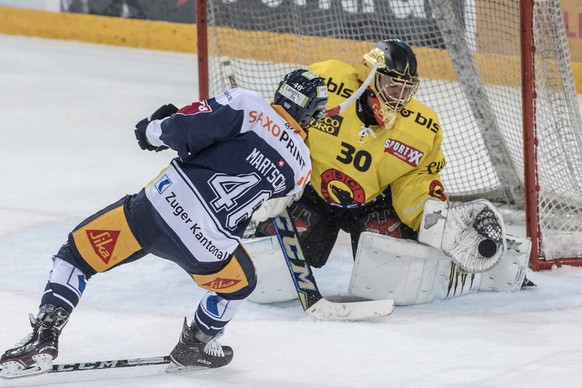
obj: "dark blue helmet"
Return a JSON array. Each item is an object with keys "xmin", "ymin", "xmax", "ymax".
[{"xmin": 274, "ymin": 69, "xmax": 329, "ymax": 129}]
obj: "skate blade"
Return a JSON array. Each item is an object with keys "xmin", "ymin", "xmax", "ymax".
[
  {"xmin": 165, "ymin": 362, "xmax": 207, "ymax": 373},
  {"xmin": 0, "ymin": 354, "xmax": 53, "ymax": 379}
]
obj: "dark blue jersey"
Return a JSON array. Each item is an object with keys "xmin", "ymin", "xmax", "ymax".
[{"xmin": 143, "ymin": 88, "xmax": 311, "ymax": 262}]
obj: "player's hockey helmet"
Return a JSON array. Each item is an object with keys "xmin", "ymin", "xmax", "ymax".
[
  {"xmin": 362, "ymin": 39, "xmax": 420, "ymax": 114},
  {"xmin": 274, "ymin": 69, "xmax": 329, "ymax": 129}
]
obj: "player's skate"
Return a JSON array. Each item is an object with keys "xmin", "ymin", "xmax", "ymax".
[
  {"xmin": 166, "ymin": 318, "xmax": 233, "ymax": 372},
  {"xmin": 0, "ymin": 304, "xmax": 69, "ymax": 379}
]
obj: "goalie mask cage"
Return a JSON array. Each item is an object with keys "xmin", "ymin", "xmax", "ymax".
[{"xmin": 196, "ymin": 0, "xmax": 582, "ymax": 271}]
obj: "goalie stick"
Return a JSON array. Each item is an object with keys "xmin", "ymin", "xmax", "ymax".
[
  {"xmin": 219, "ymin": 56, "xmax": 378, "ymax": 117},
  {"xmin": 272, "ymin": 209, "xmax": 394, "ymax": 321}
]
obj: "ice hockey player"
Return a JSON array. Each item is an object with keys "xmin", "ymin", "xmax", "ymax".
[
  {"xmin": 246, "ymin": 39, "xmax": 531, "ymax": 305},
  {"xmin": 0, "ymin": 69, "xmax": 328, "ymax": 378}
]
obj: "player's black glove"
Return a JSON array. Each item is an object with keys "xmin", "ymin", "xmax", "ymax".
[{"xmin": 134, "ymin": 103, "xmax": 179, "ymax": 151}]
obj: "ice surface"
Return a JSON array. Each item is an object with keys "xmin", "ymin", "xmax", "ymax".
[{"xmin": 1, "ymin": 34, "xmax": 582, "ymax": 387}]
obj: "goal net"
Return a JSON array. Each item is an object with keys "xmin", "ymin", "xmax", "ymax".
[{"xmin": 199, "ymin": 0, "xmax": 582, "ymax": 269}]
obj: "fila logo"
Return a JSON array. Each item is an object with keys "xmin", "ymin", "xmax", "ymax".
[
  {"xmin": 86, "ymin": 230, "xmax": 120, "ymax": 264},
  {"xmin": 202, "ymin": 277, "xmax": 241, "ymax": 290},
  {"xmin": 384, "ymin": 138, "xmax": 424, "ymax": 166}
]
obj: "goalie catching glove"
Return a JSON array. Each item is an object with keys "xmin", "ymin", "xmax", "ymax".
[
  {"xmin": 418, "ymin": 199, "xmax": 506, "ymax": 273},
  {"xmin": 134, "ymin": 103, "xmax": 178, "ymax": 151}
]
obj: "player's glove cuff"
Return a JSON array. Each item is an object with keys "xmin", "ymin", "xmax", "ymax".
[{"xmin": 134, "ymin": 103, "xmax": 178, "ymax": 152}]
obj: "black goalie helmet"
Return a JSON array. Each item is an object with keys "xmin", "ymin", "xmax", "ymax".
[
  {"xmin": 362, "ymin": 39, "xmax": 420, "ymax": 114},
  {"xmin": 274, "ymin": 69, "xmax": 329, "ymax": 129}
]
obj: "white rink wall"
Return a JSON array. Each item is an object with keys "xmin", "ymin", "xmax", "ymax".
[{"xmin": 0, "ymin": 0, "xmax": 60, "ymax": 11}]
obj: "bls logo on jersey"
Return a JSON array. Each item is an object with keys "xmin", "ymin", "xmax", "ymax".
[
  {"xmin": 311, "ymin": 115, "xmax": 343, "ymax": 136},
  {"xmin": 326, "ymin": 77, "xmax": 353, "ymax": 98},
  {"xmin": 401, "ymin": 109, "xmax": 440, "ymax": 133}
]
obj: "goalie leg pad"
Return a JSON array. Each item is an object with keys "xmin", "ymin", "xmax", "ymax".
[
  {"xmin": 349, "ymin": 232, "xmax": 457, "ymax": 305},
  {"xmin": 419, "ymin": 199, "xmax": 507, "ymax": 273},
  {"xmin": 242, "ymin": 236, "xmax": 297, "ymax": 304}
]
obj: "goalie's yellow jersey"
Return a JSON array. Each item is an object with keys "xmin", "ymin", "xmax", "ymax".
[{"xmin": 306, "ymin": 59, "xmax": 447, "ymax": 230}]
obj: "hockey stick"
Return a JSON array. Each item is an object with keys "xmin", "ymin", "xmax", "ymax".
[
  {"xmin": 220, "ymin": 56, "xmax": 239, "ymax": 89},
  {"xmin": 323, "ymin": 63, "xmax": 377, "ymax": 117},
  {"xmin": 0, "ymin": 356, "xmax": 172, "ymax": 379},
  {"xmin": 50, "ymin": 356, "xmax": 172, "ymax": 373},
  {"xmin": 219, "ymin": 56, "xmax": 378, "ymax": 117},
  {"xmin": 272, "ymin": 209, "xmax": 394, "ymax": 321}
]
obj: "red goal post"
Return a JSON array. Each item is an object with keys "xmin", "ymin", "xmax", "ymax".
[{"xmin": 197, "ymin": 0, "xmax": 582, "ymax": 271}]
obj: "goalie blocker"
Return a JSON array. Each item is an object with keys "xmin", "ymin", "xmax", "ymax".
[{"xmin": 244, "ymin": 199, "xmax": 530, "ymax": 305}]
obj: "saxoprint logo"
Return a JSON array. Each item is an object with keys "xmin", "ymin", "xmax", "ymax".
[{"xmin": 155, "ymin": 175, "xmax": 172, "ymax": 194}]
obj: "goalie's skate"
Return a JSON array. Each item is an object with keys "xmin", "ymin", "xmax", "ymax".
[
  {"xmin": 0, "ymin": 305, "xmax": 69, "ymax": 379},
  {"xmin": 166, "ymin": 318, "xmax": 233, "ymax": 373}
]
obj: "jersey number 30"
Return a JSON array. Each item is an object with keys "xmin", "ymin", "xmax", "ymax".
[{"xmin": 336, "ymin": 142, "xmax": 372, "ymax": 172}]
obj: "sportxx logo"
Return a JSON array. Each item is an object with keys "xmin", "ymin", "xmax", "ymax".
[
  {"xmin": 86, "ymin": 230, "xmax": 120, "ymax": 264},
  {"xmin": 384, "ymin": 138, "xmax": 424, "ymax": 166},
  {"xmin": 202, "ymin": 277, "xmax": 241, "ymax": 290}
]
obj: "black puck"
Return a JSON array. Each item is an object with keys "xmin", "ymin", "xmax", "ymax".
[{"xmin": 478, "ymin": 239, "xmax": 497, "ymax": 258}]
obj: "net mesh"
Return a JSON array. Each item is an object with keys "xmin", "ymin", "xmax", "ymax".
[{"xmin": 204, "ymin": 0, "xmax": 582, "ymax": 261}]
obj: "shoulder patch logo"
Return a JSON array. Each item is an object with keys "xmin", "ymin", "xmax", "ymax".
[
  {"xmin": 86, "ymin": 230, "xmax": 120, "ymax": 264},
  {"xmin": 178, "ymin": 100, "xmax": 212, "ymax": 115},
  {"xmin": 429, "ymin": 179, "xmax": 448, "ymax": 201}
]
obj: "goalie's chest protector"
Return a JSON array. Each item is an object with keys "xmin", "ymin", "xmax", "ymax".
[{"xmin": 307, "ymin": 60, "xmax": 442, "ymax": 207}]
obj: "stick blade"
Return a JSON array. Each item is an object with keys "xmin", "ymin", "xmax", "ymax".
[{"xmin": 306, "ymin": 299, "xmax": 395, "ymax": 321}]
